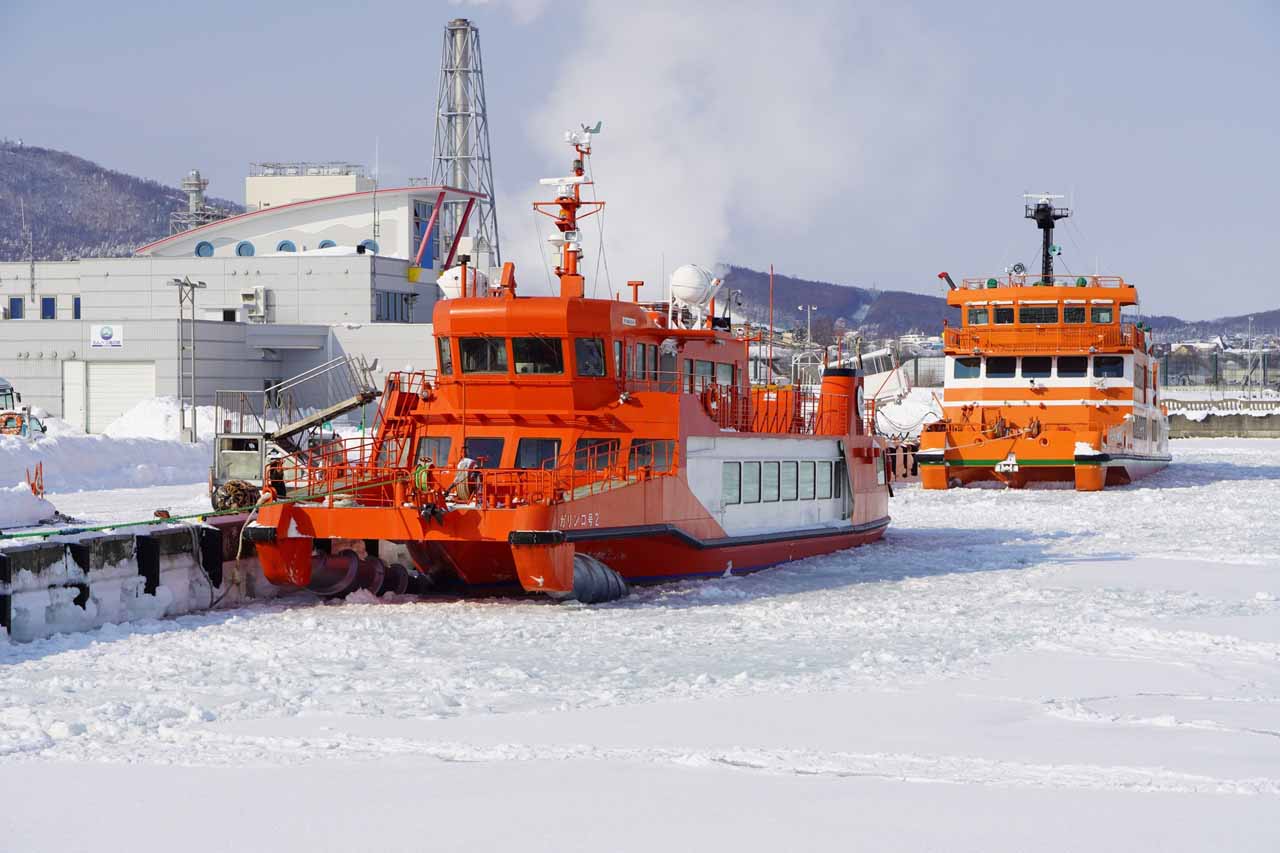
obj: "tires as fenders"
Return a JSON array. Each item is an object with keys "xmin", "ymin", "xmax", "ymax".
[
  {"xmin": 212, "ymin": 480, "xmax": 261, "ymax": 512},
  {"xmin": 571, "ymin": 553, "xmax": 629, "ymax": 604}
]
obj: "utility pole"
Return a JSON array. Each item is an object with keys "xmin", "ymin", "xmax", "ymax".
[
  {"xmin": 168, "ymin": 277, "xmax": 206, "ymax": 443},
  {"xmin": 798, "ymin": 304, "xmax": 817, "ymax": 344}
]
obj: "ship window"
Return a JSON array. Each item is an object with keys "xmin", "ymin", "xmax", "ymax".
[
  {"xmin": 513, "ymin": 337, "xmax": 564, "ymax": 374},
  {"xmin": 816, "ymin": 461, "xmax": 833, "ymax": 499},
  {"xmin": 415, "ymin": 436, "xmax": 452, "ymax": 465},
  {"xmin": 742, "ymin": 462, "xmax": 761, "ymax": 503},
  {"xmin": 459, "ymin": 337, "xmax": 508, "ymax": 373},
  {"xmin": 648, "ymin": 344, "xmax": 659, "ymax": 380},
  {"xmin": 375, "ymin": 436, "xmax": 412, "ymax": 468},
  {"xmin": 695, "ymin": 360, "xmax": 715, "ymax": 392},
  {"xmin": 7, "ymin": 297, "xmax": 23, "ymax": 319},
  {"xmin": 722, "ymin": 462, "xmax": 741, "ymax": 505},
  {"xmin": 993, "ymin": 307, "xmax": 1014, "ymax": 325},
  {"xmin": 629, "ymin": 439, "xmax": 674, "ymax": 472},
  {"xmin": 1094, "ymin": 356, "xmax": 1125, "ymax": 378},
  {"xmin": 659, "ymin": 349, "xmax": 678, "ymax": 391},
  {"xmin": 575, "ymin": 337, "xmax": 607, "ymax": 377},
  {"xmin": 834, "ymin": 460, "xmax": 845, "ymax": 499},
  {"xmin": 1058, "ymin": 356, "xmax": 1088, "ymax": 377},
  {"xmin": 780, "ymin": 461, "xmax": 798, "ymax": 500},
  {"xmin": 630, "ymin": 343, "xmax": 643, "ymax": 380},
  {"xmin": 1134, "ymin": 416, "xmax": 1147, "ymax": 440},
  {"xmin": 1019, "ymin": 305, "xmax": 1058, "ymax": 325},
  {"xmin": 1064, "ymin": 306, "xmax": 1086, "ymax": 324},
  {"xmin": 986, "ymin": 357, "xmax": 1016, "ymax": 378},
  {"xmin": 515, "ymin": 437, "xmax": 561, "ymax": 470},
  {"xmin": 967, "ymin": 307, "xmax": 989, "ymax": 325},
  {"xmin": 954, "ymin": 357, "xmax": 981, "ymax": 379},
  {"xmin": 614, "ymin": 340, "xmax": 623, "ymax": 377},
  {"xmin": 41, "ymin": 296, "xmax": 56, "ymax": 319},
  {"xmin": 715, "ymin": 362, "xmax": 734, "ymax": 386},
  {"xmin": 1091, "ymin": 306, "xmax": 1114, "ymax": 324},
  {"xmin": 436, "ymin": 337, "xmax": 453, "ymax": 375},
  {"xmin": 574, "ymin": 437, "xmax": 620, "ymax": 471},
  {"xmin": 762, "ymin": 461, "xmax": 780, "ymax": 502},
  {"xmin": 73, "ymin": 297, "xmax": 81, "ymax": 319},
  {"xmin": 463, "ymin": 437, "xmax": 504, "ymax": 468},
  {"xmin": 1022, "ymin": 356, "xmax": 1052, "ymax": 378},
  {"xmin": 799, "ymin": 461, "xmax": 816, "ymax": 499}
]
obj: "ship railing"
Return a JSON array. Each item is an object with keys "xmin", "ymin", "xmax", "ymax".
[
  {"xmin": 269, "ymin": 435, "xmax": 679, "ymax": 509},
  {"xmin": 944, "ymin": 323, "xmax": 1145, "ymax": 354},
  {"xmin": 690, "ymin": 381, "xmax": 851, "ymax": 436},
  {"xmin": 958, "ymin": 274, "xmax": 1131, "ymax": 290}
]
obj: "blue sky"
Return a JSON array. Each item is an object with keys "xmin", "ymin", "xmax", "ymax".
[{"xmin": 3, "ymin": 0, "xmax": 1277, "ymax": 320}]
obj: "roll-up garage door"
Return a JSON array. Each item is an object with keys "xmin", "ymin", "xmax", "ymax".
[
  {"xmin": 62, "ymin": 361, "xmax": 87, "ymax": 432},
  {"xmin": 87, "ymin": 362, "xmax": 156, "ymax": 433}
]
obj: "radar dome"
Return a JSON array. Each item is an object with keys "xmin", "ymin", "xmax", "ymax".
[
  {"xmin": 669, "ymin": 264, "xmax": 721, "ymax": 307},
  {"xmin": 438, "ymin": 265, "xmax": 489, "ymax": 300}
]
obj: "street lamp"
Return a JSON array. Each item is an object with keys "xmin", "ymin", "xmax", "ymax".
[
  {"xmin": 167, "ymin": 276, "xmax": 207, "ymax": 443},
  {"xmin": 798, "ymin": 304, "xmax": 817, "ymax": 344}
]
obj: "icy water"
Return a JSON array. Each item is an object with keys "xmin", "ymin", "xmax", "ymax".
[{"xmin": 2, "ymin": 438, "xmax": 1278, "ymax": 851}]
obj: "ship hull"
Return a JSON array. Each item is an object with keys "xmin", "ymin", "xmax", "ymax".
[{"xmin": 919, "ymin": 450, "xmax": 1171, "ymax": 490}]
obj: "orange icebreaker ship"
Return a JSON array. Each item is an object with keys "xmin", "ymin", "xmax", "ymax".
[
  {"xmin": 918, "ymin": 195, "xmax": 1171, "ymax": 491},
  {"xmin": 248, "ymin": 126, "xmax": 891, "ymax": 602}
]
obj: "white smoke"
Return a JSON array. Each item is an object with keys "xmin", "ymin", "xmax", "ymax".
[{"xmin": 486, "ymin": 1, "xmax": 954, "ymax": 296}]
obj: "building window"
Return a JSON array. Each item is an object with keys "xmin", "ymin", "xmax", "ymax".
[
  {"xmin": 986, "ymin": 356, "xmax": 1017, "ymax": 378},
  {"xmin": 799, "ymin": 461, "xmax": 816, "ymax": 499},
  {"xmin": 1058, "ymin": 356, "xmax": 1088, "ymax": 377},
  {"xmin": 967, "ymin": 307, "xmax": 989, "ymax": 325},
  {"xmin": 195, "ymin": 241, "xmax": 214, "ymax": 257},
  {"xmin": 73, "ymin": 296, "xmax": 81, "ymax": 320},
  {"xmin": 574, "ymin": 437, "xmax": 620, "ymax": 471},
  {"xmin": 235, "ymin": 241, "xmax": 255, "ymax": 257},
  {"xmin": 742, "ymin": 461, "xmax": 761, "ymax": 503},
  {"xmin": 629, "ymin": 439, "xmax": 674, "ymax": 472},
  {"xmin": 1064, "ymin": 306, "xmax": 1086, "ymax": 324},
  {"xmin": 993, "ymin": 307, "xmax": 1014, "ymax": 325},
  {"xmin": 1094, "ymin": 356, "xmax": 1125, "ymax": 378},
  {"xmin": 515, "ymin": 437, "xmax": 561, "ymax": 470},
  {"xmin": 761, "ymin": 461, "xmax": 780, "ymax": 502},
  {"xmin": 512, "ymin": 337, "xmax": 564, "ymax": 375},
  {"xmin": 374, "ymin": 291, "xmax": 411, "ymax": 323},
  {"xmin": 459, "ymin": 337, "xmax": 508, "ymax": 373},
  {"xmin": 1021, "ymin": 356, "xmax": 1052, "ymax": 378},
  {"xmin": 1091, "ymin": 305, "xmax": 1114, "ymax": 324},
  {"xmin": 7, "ymin": 297, "xmax": 23, "ymax": 319},
  {"xmin": 816, "ymin": 461, "xmax": 833, "ymax": 499},
  {"xmin": 780, "ymin": 461, "xmax": 798, "ymax": 500},
  {"xmin": 359, "ymin": 239, "xmax": 379, "ymax": 255},
  {"xmin": 40, "ymin": 296, "xmax": 56, "ymax": 319},
  {"xmin": 276, "ymin": 240, "xmax": 297, "ymax": 252},
  {"xmin": 413, "ymin": 200, "xmax": 437, "ymax": 266},
  {"xmin": 415, "ymin": 435, "xmax": 452, "ymax": 465},
  {"xmin": 318, "ymin": 240, "xmax": 337, "ymax": 249},
  {"xmin": 722, "ymin": 461, "xmax": 741, "ymax": 505},
  {"xmin": 222, "ymin": 309, "xmax": 237, "ymax": 322},
  {"xmin": 437, "ymin": 337, "xmax": 453, "ymax": 375},
  {"xmin": 954, "ymin": 357, "xmax": 981, "ymax": 379},
  {"xmin": 462, "ymin": 437, "xmax": 504, "ymax": 468},
  {"xmin": 575, "ymin": 337, "xmax": 607, "ymax": 377},
  {"xmin": 1019, "ymin": 305, "xmax": 1058, "ymax": 325}
]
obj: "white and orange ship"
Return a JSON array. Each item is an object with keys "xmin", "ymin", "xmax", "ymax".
[
  {"xmin": 247, "ymin": 125, "xmax": 891, "ymax": 602},
  {"xmin": 918, "ymin": 196, "xmax": 1171, "ymax": 491}
]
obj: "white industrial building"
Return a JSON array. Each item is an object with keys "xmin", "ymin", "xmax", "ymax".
[{"xmin": 0, "ymin": 169, "xmax": 485, "ymax": 431}]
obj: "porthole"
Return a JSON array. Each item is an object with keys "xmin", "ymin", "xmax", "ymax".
[
  {"xmin": 195, "ymin": 241, "xmax": 214, "ymax": 257},
  {"xmin": 276, "ymin": 240, "xmax": 297, "ymax": 253},
  {"xmin": 235, "ymin": 241, "xmax": 255, "ymax": 257},
  {"xmin": 318, "ymin": 240, "xmax": 337, "ymax": 249}
]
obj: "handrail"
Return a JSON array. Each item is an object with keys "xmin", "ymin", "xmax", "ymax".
[
  {"xmin": 945, "ymin": 323, "xmax": 1146, "ymax": 354},
  {"xmin": 958, "ymin": 274, "xmax": 1131, "ymax": 290}
]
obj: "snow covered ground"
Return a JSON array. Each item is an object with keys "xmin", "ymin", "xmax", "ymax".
[{"xmin": 1, "ymin": 439, "xmax": 1278, "ymax": 851}]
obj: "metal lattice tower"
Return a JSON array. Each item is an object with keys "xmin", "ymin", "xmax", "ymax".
[{"xmin": 431, "ymin": 18, "xmax": 501, "ymax": 267}]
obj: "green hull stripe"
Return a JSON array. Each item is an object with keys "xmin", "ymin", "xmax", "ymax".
[{"xmin": 918, "ymin": 458, "xmax": 1085, "ymax": 467}]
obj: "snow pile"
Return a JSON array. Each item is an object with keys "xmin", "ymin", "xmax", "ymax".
[
  {"xmin": 103, "ymin": 396, "xmax": 218, "ymax": 441},
  {"xmin": 0, "ymin": 431, "xmax": 211, "ymax": 493},
  {"xmin": 0, "ymin": 482, "xmax": 55, "ymax": 528},
  {"xmin": 874, "ymin": 387, "xmax": 942, "ymax": 438}
]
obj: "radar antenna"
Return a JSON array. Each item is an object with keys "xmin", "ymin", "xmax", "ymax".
[{"xmin": 1023, "ymin": 192, "xmax": 1070, "ymax": 283}]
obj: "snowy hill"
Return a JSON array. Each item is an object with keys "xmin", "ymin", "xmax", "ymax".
[{"xmin": 0, "ymin": 139, "xmax": 240, "ymax": 261}]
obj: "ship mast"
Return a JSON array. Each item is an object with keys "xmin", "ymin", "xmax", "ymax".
[
  {"xmin": 533, "ymin": 123, "xmax": 604, "ymax": 299},
  {"xmin": 1024, "ymin": 193, "xmax": 1070, "ymax": 283}
]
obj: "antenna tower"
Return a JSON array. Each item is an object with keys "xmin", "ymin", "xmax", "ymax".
[
  {"xmin": 1024, "ymin": 193, "xmax": 1070, "ymax": 282},
  {"xmin": 431, "ymin": 18, "xmax": 501, "ymax": 268}
]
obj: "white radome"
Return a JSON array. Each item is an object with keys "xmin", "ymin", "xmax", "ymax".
[
  {"xmin": 437, "ymin": 265, "xmax": 489, "ymax": 300},
  {"xmin": 669, "ymin": 264, "xmax": 722, "ymax": 308}
]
